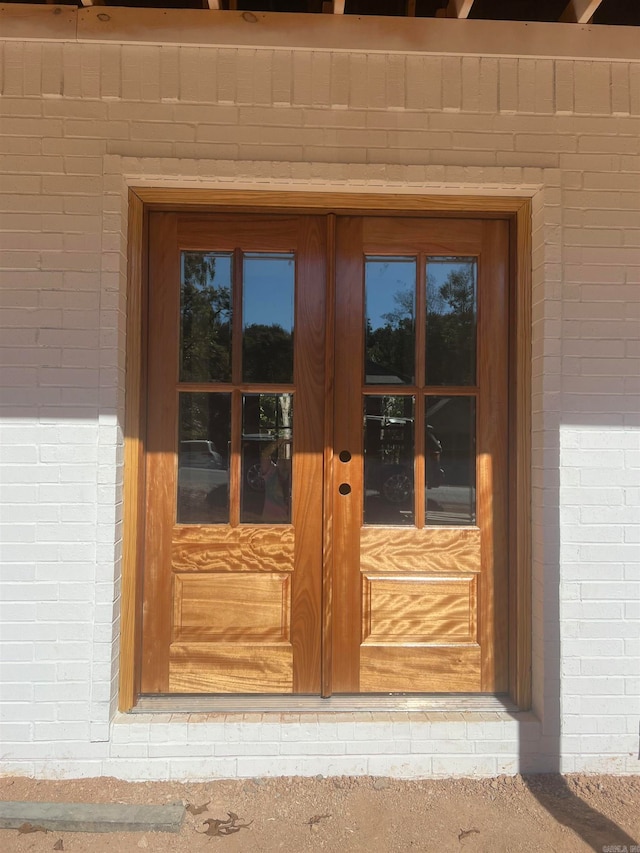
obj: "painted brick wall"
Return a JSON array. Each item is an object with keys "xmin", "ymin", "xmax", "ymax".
[{"xmin": 0, "ymin": 30, "xmax": 638, "ymax": 779}]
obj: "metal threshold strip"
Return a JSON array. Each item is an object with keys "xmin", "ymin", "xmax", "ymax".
[{"xmin": 133, "ymin": 693, "xmax": 521, "ymax": 715}]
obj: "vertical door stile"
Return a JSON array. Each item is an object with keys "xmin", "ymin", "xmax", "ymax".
[
  {"xmin": 322, "ymin": 213, "xmax": 337, "ymax": 698},
  {"xmin": 291, "ymin": 215, "xmax": 326, "ymax": 694},
  {"xmin": 332, "ymin": 217, "xmax": 365, "ymax": 693}
]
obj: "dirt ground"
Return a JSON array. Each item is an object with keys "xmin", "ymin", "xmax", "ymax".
[{"xmin": 1, "ymin": 773, "xmax": 638, "ymax": 853}]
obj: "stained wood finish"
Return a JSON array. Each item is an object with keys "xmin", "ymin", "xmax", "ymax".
[
  {"xmin": 139, "ymin": 207, "xmax": 512, "ymax": 700},
  {"xmin": 173, "ymin": 573, "xmax": 290, "ymax": 641},
  {"xmin": 122, "ymin": 192, "xmax": 530, "ymax": 711},
  {"xmin": 362, "ymin": 575, "xmax": 477, "ymax": 643},
  {"xmin": 118, "ymin": 189, "xmax": 146, "ymax": 711},
  {"xmin": 360, "ymin": 646, "xmax": 481, "ymax": 693},
  {"xmin": 332, "ymin": 216, "xmax": 509, "ymax": 694},
  {"xmin": 361, "ymin": 528, "xmax": 481, "ymax": 574},
  {"xmin": 172, "ymin": 527, "xmax": 294, "ymax": 573},
  {"xmin": 141, "ymin": 213, "xmax": 325, "ymax": 695},
  {"xmin": 169, "ymin": 645, "xmax": 292, "ymax": 693}
]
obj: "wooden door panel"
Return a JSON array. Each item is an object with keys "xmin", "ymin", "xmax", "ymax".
[
  {"xmin": 360, "ymin": 528, "xmax": 481, "ymax": 574},
  {"xmin": 177, "ymin": 214, "xmax": 304, "ymax": 252},
  {"xmin": 360, "ymin": 646, "xmax": 482, "ymax": 693},
  {"xmin": 172, "ymin": 573, "xmax": 291, "ymax": 642},
  {"xmin": 172, "ymin": 527, "xmax": 294, "ymax": 573},
  {"xmin": 169, "ymin": 644, "xmax": 292, "ymax": 693},
  {"xmin": 362, "ymin": 217, "xmax": 483, "ymax": 254},
  {"xmin": 362, "ymin": 575, "xmax": 477, "ymax": 643}
]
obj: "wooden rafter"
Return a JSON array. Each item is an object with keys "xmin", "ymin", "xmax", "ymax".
[
  {"xmin": 441, "ymin": 0, "xmax": 476, "ymax": 18},
  {"xmin": 206, "ymin": 0, "xmax": 222, "ymax": 10},
  {"xmin": 560, "ymin": 0, "xmax": 604, "ymax": 24}
]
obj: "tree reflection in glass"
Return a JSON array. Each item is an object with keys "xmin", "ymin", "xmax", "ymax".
[
  {"xmin": 180, "ymin": 253, "xmax": 232, "ymax": 383},
  {"xmin": 365, "ymin": 257, "xmax": 416, "ymax": 385},
  {"xmin": 425, "ymin": 259, "xmax": 477, "ymax": 387},
  {"xmin": 243, "ymin": 253, "xmax": 294, "ymax": 383}
]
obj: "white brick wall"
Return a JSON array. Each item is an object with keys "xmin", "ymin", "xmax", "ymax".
[{"xmin": 0, "ymin": 16, "xmax": 638, "ymax": 779}]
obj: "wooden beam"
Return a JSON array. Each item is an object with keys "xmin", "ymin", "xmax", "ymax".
[
  {"xmin": 206, "ymin": 0, "xmax": 221, "ymax": 10},
  {"xmin": 333, "ymin": 1, "xmax": 346, "ymax": 12},
  {"xmin": 443, "ymin": 0, "xmax": 476, "ymax": 18},
  {"xmin": 560, "ymin": 0, "xmax": 603, "ymax": 24}
]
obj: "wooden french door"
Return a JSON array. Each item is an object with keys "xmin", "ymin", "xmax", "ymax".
[
  {"xmin": 141, "ymin": 211, "xmax": 509, "ymax": 696},
  {"xmin": 331, "ymin": 217, "xmax": 508, "ymax": 693}
]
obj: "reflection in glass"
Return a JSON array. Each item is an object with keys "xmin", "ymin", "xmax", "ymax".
[
  {"xmin": 425, "ymin": 258, "xmax": 477, "ymax": 386},
  {"xmin": 243, "ymin": 253, "xmax": 294, "ymax": 383},
  {"xmin": 425, "ymin": 396, "xmax": 476, "ymax": 526},
  {"xmin": 241, "ymin": 393, "xmax": 293, "ymax": 524},
  {"xmin": 365, "ymin": 257, "xmax": 416, "ymax": 385},
  {"xmin": 364, "ymin": 396, "xmax": 415, "ymax": 526},
  {"xmin": 177, "ymin": 393, "xmax": 231, "ymax": 524},
  {"xmin": 180, "ymin": 253, "xmax": 232, "ymax": 383}
]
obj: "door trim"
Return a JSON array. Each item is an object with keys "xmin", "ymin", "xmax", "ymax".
[{"xmin": 120, "ymin": 189, "xmax": 532, "ymax": 712}]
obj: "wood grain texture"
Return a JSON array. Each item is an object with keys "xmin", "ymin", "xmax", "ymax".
[
  {"xmin": 119, "ymin": 190, "xmax": 145, "ymax": 712},
  {"xmin": 177, "ymin": 213, "xmax": 301, "ymax": 252},
  {"xmin": 360, "ymin": 646, "xmax": 481, "ymax": 693},
  {"xmin": 360, "ymin": 528, "xmax": 481, "ymax": 574},
  {"xmin": 321, "ymin": 214, "xmax": 337, "ymax": 698},
  {"xmin": 134, "ymin": 188, "xmax": 531, "ymax": 217},
  {"xmin": 132, "ymin": 201, "xmax": 531, "ymax": 708},
  {"xmin": 362, "ymin": 217, "xmax": 483, "ymax": 254},
  {"xmin": 514, "ymin": 201, "xmax": 533, "ymax": 709},
  {"xmin": 332, "ymin": 216, "xmax": 365, "ymax": 692},
  {"xmin": 290, "ymin": 216, "xmax": 326, "ymax": 694},
  {"xmin": 478, "ymin": 219, "xmax": 510, "ymax": 693},
  {"xmin": 140, "ymin": 212, "xmax": 179, "ymax": 694},
  {"xmin": 169, "ymin": 644, "xmax": 293, "ymax": 693},
  {"xmin": 172, "ymin": 573, "xmax": 290, "ymax": 642},
  {"xmin": 172, "ymin": 527, "xmax": 295, "ymax": 573},
  {"xmin": 362, "ymin": 575, "xmax": 477, "ymax": 644}
]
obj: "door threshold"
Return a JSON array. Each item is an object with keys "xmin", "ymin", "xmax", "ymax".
[{"xmin": 132, "ymin": 693, "xmax": 520, "ymax": 715}]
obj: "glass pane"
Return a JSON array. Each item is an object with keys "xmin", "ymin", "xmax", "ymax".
[
  {"xmin": 241, "ymin": 393, "xmax": 293, "ymax": 524},
  {"xmin": 365, "ymin": 257, "xmax": 416, "ymax": 385},
  {"xmin": 364, "ymin": 396, "xmax": 415, "ymax": 526},
  {"xmin": 177, "ymin": 393, "xmax": 230, "ymax": 524},
  {"xmin": 425, "ymin": 258, "xmax": 477, "ymax": 386},
  {"xmin": 425, "ymin": 396, "xmax": 476, "ymax": 526},
  {"xmin": 180, "ymin": 252, "xmax": 232, "ymax": 383},
  {"xmin": 243, "ymin": 253, "xmax": 294, "ymax": 383}
]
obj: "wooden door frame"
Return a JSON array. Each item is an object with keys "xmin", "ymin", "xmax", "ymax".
[{"xmin": 119, "ymin": 188, "xmax": 531, "ymax": 712}]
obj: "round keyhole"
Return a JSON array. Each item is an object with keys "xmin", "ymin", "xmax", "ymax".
[
  {"xmin": 338, "ymin": 483, "xmax": 351, "ymax": 496},
  {"xmin": 339, "ymin": 450, "xmax": 351, "ymax": 463}
]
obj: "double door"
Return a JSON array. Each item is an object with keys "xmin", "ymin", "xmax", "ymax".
[{"xmin": 141, "ymin": 212, "xmax": 508, "ymax": 696}]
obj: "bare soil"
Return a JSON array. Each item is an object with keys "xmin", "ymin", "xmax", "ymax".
[{"xmin": 1, "ymin": 773, "xmax": 638, "ymax": 852}]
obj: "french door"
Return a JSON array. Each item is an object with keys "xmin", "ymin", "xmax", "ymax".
[{"xmin": 141, "ymin": 211, "xmax": 509, "ymax": 696}]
